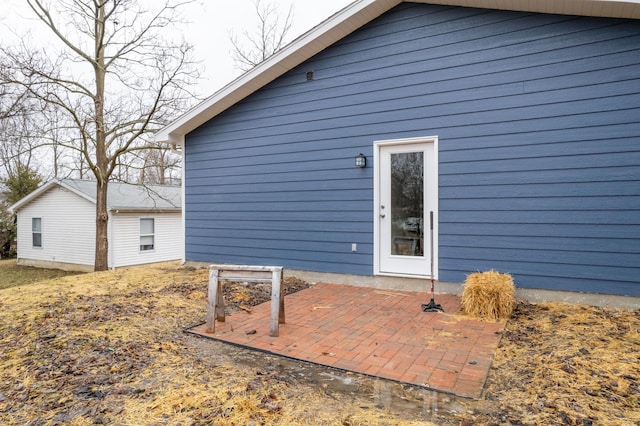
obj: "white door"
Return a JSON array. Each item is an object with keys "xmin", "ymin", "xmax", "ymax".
[{"xmin": 375, "ymin": 137, "xmax": 438, "ymax": 278}]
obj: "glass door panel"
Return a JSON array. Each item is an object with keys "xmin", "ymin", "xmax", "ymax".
[{"xmin": 390, "ymin": 152, "xmax": 424, "ymax": 257}]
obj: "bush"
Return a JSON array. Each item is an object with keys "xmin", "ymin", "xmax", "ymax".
[{"xmin": 0, "ymin": 203, "xmax": 16, "ymax": 259}]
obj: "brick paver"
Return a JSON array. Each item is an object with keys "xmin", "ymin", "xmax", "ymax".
[{"xmin": 188, "ymin": 282, "xmax": 505, "ymax": 398}]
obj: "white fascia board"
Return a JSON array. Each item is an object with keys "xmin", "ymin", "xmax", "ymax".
[
  {"xmin": 8, "ymin": 180, "xmax": 58, "ymax": 213},
  {"xmin": 9, "ymin": 179, "xmax": 99, "ymax": 213},
  {"xmin": 153, "ymin": 0, "xmax": 639, "ymax": 145}
]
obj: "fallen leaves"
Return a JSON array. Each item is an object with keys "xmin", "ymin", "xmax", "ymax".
[{"xmin": 0, "ymin": 263, "xmax": 280, "ymax": 425}]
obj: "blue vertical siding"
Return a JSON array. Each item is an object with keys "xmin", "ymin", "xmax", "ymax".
[{"xmin": 185, "ymin": 3, "xmax": 640, "ymax": 296}]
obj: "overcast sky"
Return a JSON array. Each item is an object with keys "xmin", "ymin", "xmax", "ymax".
[{"xmin": 0, "ymin": 0, "xmax": 354, "ymax": 97}]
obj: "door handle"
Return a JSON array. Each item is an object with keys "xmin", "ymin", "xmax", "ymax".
[{"xmin": 380, "ymin": 213, "xmax": 386, "ymax": 218}]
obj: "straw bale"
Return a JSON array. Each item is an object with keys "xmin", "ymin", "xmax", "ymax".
[{"xmin": 461, "ymin": 270, "xmax": 515, "ymax": 320}]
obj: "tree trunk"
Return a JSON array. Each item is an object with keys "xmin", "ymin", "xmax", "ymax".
[
  {"xmin": 93, "ymin": 2, "xmax": 109, "ymax": 272},
  {"xmin": 94, "ymin": 179, "xmax": 109, "ymax": 271}
]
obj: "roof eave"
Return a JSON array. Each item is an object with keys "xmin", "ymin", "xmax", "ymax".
[
  {"xmin": 9, "ymin": 179, "xmax": 96, "ymax": 213},
  {"xmin": 110, "ymin": 207, "xmax": 181, "ymax": 213},
  {"xmin": 8, "ymin": 180, "xmax": 56, "ymax": 213},
  {"xmin": 154, "ymin": 0, "xmax": 401, "ymax": 145},
  {"xmin": 153, "ymin": 0, "xmax": 640, "ymax": 145},
  {"xmin": 427, "ymin": 0, "xmax": 640, "ymax": 19}
]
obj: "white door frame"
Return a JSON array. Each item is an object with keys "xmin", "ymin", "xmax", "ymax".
[{"xmin": 373, "ymin": 136, "xmax": 439, "ymax": 279}]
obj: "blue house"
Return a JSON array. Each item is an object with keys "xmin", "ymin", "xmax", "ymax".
[{"xmin": 156, "ymin": 0, "xmax": 640, "ymax": 297}]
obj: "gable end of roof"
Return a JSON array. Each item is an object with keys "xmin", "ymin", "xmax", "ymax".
[
  {"xmin": 9, "ymin": 179, "xmax": 182, "ymax": 213},
  {"xmin": 154, "ymin": 0, "xmax": 640, "ymax": 146}
]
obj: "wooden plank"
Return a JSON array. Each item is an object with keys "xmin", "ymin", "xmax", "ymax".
[
  {"xmin": 278, "ymin": 269, "xmax": 285, "ymax": 324},
  {"xmin": 270, "ymin": 268, "xmax": 281, "ymax": 337},
  {"xmin": 219, "ymin": 269, "xmax": 273, "ymax": 281},
  {"xmin": 212, "ymin": 264, "xmax": 278, "ymax": 272},
  {"xmin": 205, "ymin": 269, "xmax": 219, "ymax": 333},
  {"xmin": 215, "ymin": 281, "xmax": 225, "ymax": 322}
]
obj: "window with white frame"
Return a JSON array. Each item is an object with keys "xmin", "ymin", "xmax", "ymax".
[
  {"xmin": 139, "ymin": 218, "xmax": 155, "ymax": 251},
  {"xmin": 32, "ymin": 217, "xmax": 42, "ymax": 247}
]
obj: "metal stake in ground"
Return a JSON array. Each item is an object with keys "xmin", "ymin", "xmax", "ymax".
[{"xmin": 422, "ymin": 211, "xmax": 444, "ymax": 313}]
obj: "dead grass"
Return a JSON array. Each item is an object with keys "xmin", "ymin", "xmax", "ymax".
[
  {"xmin": 0, "ymin": 259, "xmax": 84, "ymax": 290},
  {"xmin": 479, "ymin": 301, "xmax": 639, "ymax": 426},
  {"xmin": 0, "ymin": 261, "xmax": 638, "ymax": 425},
  {"xmin": 0, "ymin": 262, "xmax": 433, "ymax": 426}
]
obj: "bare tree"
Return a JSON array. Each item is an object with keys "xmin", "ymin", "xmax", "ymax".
[
  {"xmin": 229, "ymin": 0, "xmax": 294, "ymax": 71},
  {"xmin": 0, "ymin": 0, "xmax": 199, "ymax": 271},
  {"xmin": 0, "ymin": 114, "xmax": 38, "ymax": 178},
  {"xmin": 110, "ymin": 141, "xmax": 181, "ymax": 185},
  {"xmin": 0, "ymin": 86, "xmax": 45, "ymax": 180},
  {"xmin": 0, "ymin": 60, "xmax": 40, "ymax": 178},
  {"xmin": 0, "ymin": 61, "xmax": 31, "ymax": 122},
  {"xmin": 0, "ymin": 68, "xmax": 71, "ymax": 181},
  {"xmin": 138, "ymin": 143, "xmax": 181, "ymax": 185}
]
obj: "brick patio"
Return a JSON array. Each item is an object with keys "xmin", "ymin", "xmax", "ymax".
[{"xmin": 187, "ymin": 282, "xmax": 505, "ymax": 399}]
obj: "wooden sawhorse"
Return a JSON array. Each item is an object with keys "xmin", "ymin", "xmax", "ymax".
[{"xmin": 205, "ymin": 264, "xmax": 285, "ymax": 337}]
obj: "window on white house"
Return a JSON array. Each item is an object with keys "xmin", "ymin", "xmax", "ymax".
[
  {"xmin": 32, "ymin": 217, "xmax": 42, "ymax": 247},
  {"xmin": 140, "ymin": 218, "xmax": 155, "ymax": 251}
]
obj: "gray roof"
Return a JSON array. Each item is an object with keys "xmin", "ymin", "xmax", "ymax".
[{"xmin": 10, "ymin": 179, "xmax": 181, "ymax": 213}]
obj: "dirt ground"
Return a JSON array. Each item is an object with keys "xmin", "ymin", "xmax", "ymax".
[{"xmin": 0, "ymin": 261, "xmax": 638, "ymax": 425}]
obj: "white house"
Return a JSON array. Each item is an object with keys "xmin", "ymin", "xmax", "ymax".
[{"xmin": 9, "ymin": 179, "xmax": 182, "ymax": 271}]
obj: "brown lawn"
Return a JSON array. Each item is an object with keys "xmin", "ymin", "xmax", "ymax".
[{"xmin": 0, "ymin": 261, "xmax": 637, "ymax": 425}]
